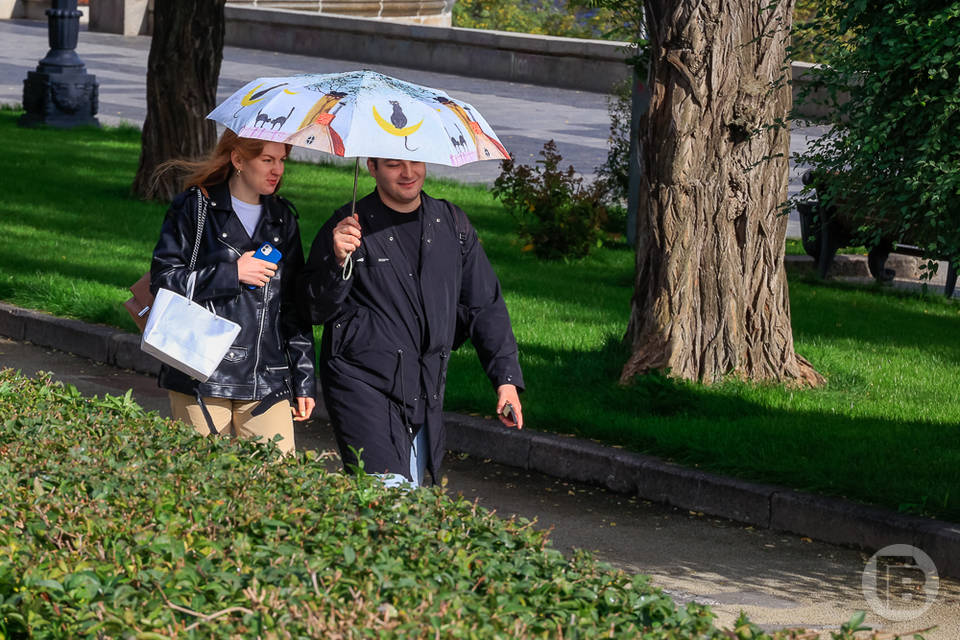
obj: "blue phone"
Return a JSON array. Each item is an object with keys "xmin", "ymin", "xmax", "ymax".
[{"xmin": 247, "ymin": 242, "xmax": 282, "ymax": 289}]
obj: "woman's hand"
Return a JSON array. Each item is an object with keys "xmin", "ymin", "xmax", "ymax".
[
  {"xmin": 293, "ymin": 396, "xmax": 316, "ymax": 421},
  {"xmin": 237, "ymin": 251, "xmax": 277, "ymax": 287},
  {"xmin": 333, "ymin": 214, "xmax": 362, "ymax": 266}
]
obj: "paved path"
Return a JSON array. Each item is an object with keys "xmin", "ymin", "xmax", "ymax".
[
  {"xmin": 3, "ymin": 17, "xmax": 959, "ymax": 636},
  {"xmin": 0, "ymin": 18, "xmax": 814, "ymax": 237}
]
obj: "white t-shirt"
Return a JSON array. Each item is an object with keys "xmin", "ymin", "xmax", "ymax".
[{"xmin": 231, "ymin": 196, "xmax": 262, "ymax": 239}]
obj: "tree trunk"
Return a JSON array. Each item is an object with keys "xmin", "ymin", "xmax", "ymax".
[
  {"xmin": 621, "ymin": 0, "xmax": 823, "ymax": 386},
  {"xmin": 131, "ymin": 0, "xmax": 226, "ymax": 201}
]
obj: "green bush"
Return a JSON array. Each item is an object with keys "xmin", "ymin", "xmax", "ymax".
[
  {"xmin": 0, "ymin": 371, "xmax": 919, "ymax": 639},
  {"xmin": 452, "ymin": 0, "xmax": 629, "ymax": 41},
  {"xmin": 0, "ymin": 370, "xmax": 903, "ymax": 639},
  {"xmin": 793, "ymin": 1, "xmax": 960, "ymax": 268},
  {"xmin": 0, "ymin": 369, "xmax": 754, "ymax": 639},
  {"xmin": 790, "ymin": 0, "xmax": 827, "ymax": 62},
  {"xmin": 493, "ymin": 141, "xmax": 610, "ymax": 260}
]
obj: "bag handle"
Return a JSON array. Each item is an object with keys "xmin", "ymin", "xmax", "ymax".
[
  {"xmin": 180, "ymin": 188, "xmax": 207, "ymax": 305},
  {"xmin": 188, "ymin": 186, "xmax": 208, "ymax": 272},
  {"xmin": 187, "ymin": 187, "xmax": 219, "ymax": 437},
  {"xmin": 185, "ymin": 271, "xmax": 198, "ymax": 302}
]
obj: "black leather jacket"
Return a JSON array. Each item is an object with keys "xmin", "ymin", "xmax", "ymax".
[{"xmin": 150, "ymin": 182, "xmax": 316, "ymax": 401}]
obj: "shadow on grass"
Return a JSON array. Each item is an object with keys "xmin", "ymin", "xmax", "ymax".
[
  {"xmin": 0, "ymin": 254, "xmax": 147, "ymax": 292},
  {"xmin": 790, "ymin": 278, "xmax": 960, "ymax": 363},
  {"xmin": 455, "ymin": 336, "xmax": 960, "ymax": 523}
]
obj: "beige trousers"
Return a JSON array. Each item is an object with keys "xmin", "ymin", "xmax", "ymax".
[{"xmin": 168, "ymin": 391, "xmax": 295, "ymax": 455}]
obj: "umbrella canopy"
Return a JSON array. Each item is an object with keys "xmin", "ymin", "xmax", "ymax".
[{"xmin": 207, "ymin": 70, "xmax": 508, "ymax": 167}]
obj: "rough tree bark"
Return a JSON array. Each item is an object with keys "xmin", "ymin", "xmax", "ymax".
[
  {"xmin": 621, "ymin": 0, "xmax": 823, "ymax": 386},
  {"xmin": 131, "ymin": 0, "xmax": 226, "ymax": 201}
]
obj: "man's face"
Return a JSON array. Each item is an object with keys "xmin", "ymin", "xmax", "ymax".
[{"xmin": 368, "ymin": 158, "xmax": 426, "ymax": 212}]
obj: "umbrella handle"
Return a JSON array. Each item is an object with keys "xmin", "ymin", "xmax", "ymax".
[{"xmin": 341, "ymin": 157, "xmax": 361, "ymax": 281}]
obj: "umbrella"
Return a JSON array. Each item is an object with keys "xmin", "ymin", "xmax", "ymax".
[
  {"xmin": 207, "ymin": 69, "xmax": 509, "ymax": 276},
  {"xmin": 207, "ymin": 69, "xmax": 508, "ymax": 167}
]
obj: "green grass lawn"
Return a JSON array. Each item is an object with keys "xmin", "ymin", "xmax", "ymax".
[{"xmin": 2, "ymin": 108, "xmax": 958, "ymax": 523}]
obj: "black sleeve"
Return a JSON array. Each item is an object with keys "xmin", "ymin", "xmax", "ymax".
[
  {"xmin": 278, "ymin": 213, "xmax": 317, "ymax": 399},
  {"xmin": 457, "ymin": 211, "xmax": 525, "ymax": 392},
  {"xmin": 300, "ymin": 207, "xmax": 356, "ymax": 325}
]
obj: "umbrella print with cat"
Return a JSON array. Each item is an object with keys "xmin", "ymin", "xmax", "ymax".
[{"xmin": 208, "ymin": 69, "xmax": 508, "ymax": 167}]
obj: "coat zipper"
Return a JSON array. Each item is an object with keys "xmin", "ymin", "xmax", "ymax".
[{"xmin": 217, "ymin": 237, "xmax": 243, "ymax": 257}]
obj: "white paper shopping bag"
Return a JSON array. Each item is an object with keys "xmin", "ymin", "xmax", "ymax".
[{"xmin": 141, "ymin": 272, "xmax": 241, "ymax": 382}]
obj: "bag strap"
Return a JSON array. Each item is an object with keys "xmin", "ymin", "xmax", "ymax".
[
  {"xmin": 188, "ymin": 187, "xmax": 218, "ymax": 427},
  {"xmin": 188, "ymin": 186, "xmax": 208, "ymax": 271},
  {"xmin": 185, "ymin": 272, "xmax": 198, "ymax": 301},
  {"xmin": 195, "ymin": 389, "xmax": 219, "ymax": 435}
]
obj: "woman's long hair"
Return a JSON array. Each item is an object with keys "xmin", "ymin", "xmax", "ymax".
[{"xmin": 153, "ymin": 130, "xmax": 292, "ymax": 196}]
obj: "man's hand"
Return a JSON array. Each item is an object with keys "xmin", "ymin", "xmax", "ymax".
[
  {"xmin": 496, "ymin": 384, "xmax": 523, "ymax": 429},
  {"xmin": 333, "ymin": 214, "xmax": 362, "ymax": 266},
  {"xmin": 237, "ymin": 251, "xmax": 277, "ymax": 287},
  {"xmin": 292, "ymin": 396, "xmax": 316, "ymax": 421}
]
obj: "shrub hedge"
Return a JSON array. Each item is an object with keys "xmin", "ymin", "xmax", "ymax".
[
  {"xmin": 0, "ymin": 369, "xmax": 891, "ymax": 639},
  {"xmin": 493, "ymin": 141, "xmax": 610, "ymax": 260}
]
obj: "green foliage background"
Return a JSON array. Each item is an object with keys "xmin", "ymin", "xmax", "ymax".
[
  {"xmin": 452, "ymin": 0, "xmax": 640, "ymax": 41},
  {"xmin": 794, "ymin": 1, "xmax": 960, "ymax": 266}
]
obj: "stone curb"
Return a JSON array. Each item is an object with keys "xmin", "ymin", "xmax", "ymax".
[
  {"xmin": 445, "ymin": 412, "xmax": 960, "ymax": 578},
  {"xmin": 785, "ymin": 253, "xmax": 932, "ymax": 281},
  {"xmin": 1, "ymin": 300, "xmax": 958, "ymax": 578},
  {"xmin": 0, "ymin": 302, "xmax": 161, "ymax": 376}
]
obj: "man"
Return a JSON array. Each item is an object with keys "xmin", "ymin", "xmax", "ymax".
[{"xmin": 302, "ymin": 158, "xmax": 524, "ymax": 486}]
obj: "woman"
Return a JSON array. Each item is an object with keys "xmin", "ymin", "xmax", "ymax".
[{"xmin": 150, "ymin": 131, "xmax": 316, "ymax": 455}]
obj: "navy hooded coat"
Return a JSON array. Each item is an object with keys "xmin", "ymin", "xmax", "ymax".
[{"xmin": 302, "ymin": 189, "xmax": 524, "ymax": 481}]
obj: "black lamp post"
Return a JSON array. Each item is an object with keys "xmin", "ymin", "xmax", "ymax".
[{"xmin": 19, "ymin": 0, "xmax": 99, "ymax": 128}]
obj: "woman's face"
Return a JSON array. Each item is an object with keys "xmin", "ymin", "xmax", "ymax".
[{"xmin": 233, "ymin": 142, "xmax": 286, "ymax": 201}]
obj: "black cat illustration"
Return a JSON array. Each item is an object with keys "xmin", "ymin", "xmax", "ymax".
[
  {"xmin": 454, "ymin": 125, "xmax": 468, "ymax": 153},
  {"xmin": 444, "ymin": 125, "xmax": 460, "ymax": 153},
  {"xmin": 254, "ymin": 106, "xmax": 295, "ymax": 130},
  {"xmin": 389, "ymin": 100, "xmax": 418, "ymax": 151},
  {"xmin": 270, "ymin": 106, "xmax": 295, "ymax": 130}
]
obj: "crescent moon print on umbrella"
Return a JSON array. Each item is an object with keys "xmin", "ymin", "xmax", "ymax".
[
  {"xmin": 232, "ymin": 82, "xmax": 288, "ymax": 117},
  {"xmin": 372, "ymin": 103, "xmax": 423, "ymax": 151}
]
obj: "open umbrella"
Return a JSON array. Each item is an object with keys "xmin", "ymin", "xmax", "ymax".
[
  {"xmin": 208, "ymin": 69, "xmax": 508, "ymax": 276},
  {"xmin": 208, "ymin": 69, "xmax": 508, "ymax": 167}
]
